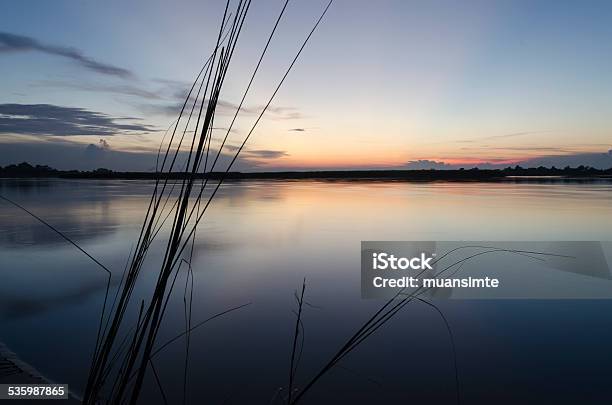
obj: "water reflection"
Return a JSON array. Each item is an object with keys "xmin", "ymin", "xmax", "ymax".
[
  {"xmin": 0, "ymin": 179, "xmax": 611, "ymax": 403},
  {"xmin": 0, "ymin": 181, "xmax": 119, "ymax": 247}
]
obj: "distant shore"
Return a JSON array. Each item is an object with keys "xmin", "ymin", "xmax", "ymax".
[{"xmin": 1, "ymin": 162, "xmax": 611, "ymax": 182}]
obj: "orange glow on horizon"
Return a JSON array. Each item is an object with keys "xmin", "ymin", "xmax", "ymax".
[{"xmin": 256, "ymin": 154, "xmax": 527, "ymax": 169}]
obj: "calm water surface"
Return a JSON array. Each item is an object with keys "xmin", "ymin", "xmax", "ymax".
[{"xmin": 1, "ymin": 179, "xmax": 611, "ymax": 404}]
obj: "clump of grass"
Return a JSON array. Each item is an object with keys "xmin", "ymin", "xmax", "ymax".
[
  {"xmin": 286, "ymin": 246, "xmax": 566, "ymax": 404},
  {"xmin": 77, "ymin": 1, "xmax": 334, "ymax": 403},
  {"xmin": 0, "ymin": 1, "xmax": 338, "ymax": 402},
  {"xmin": 0, "ymin": 0, "xmax": 333, "ymax": 399}
]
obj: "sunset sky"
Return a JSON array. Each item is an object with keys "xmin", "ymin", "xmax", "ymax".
[{"xmin": 1, "ymin": 0, "xmax": 611, "ymax": 170}]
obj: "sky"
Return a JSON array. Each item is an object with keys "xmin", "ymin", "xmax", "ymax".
[{"xmin": 1, "ymin": 0, "xmax": 612, "ymax": 171}]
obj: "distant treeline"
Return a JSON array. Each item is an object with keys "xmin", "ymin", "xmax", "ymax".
[{"xmin": 1, "ymin": 162, "xmax": 611, "ymax": 181}]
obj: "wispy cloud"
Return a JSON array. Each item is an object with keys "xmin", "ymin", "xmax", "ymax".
[
  {"xmin": 455, "ymin": 130, "xmax": 556, "ymax": 144},
  {"xmin": 139, "ymin": 83, "xmax": 303, "ymax": 120},
  {"xmin": 140, "ymin": 97, "xmax": 303, "ymax": 120},
  {"xmin": 0, "ymin": 32, "xmax": 133, "ymax": 78},
  {"xmin": 242, "ymin": 149, "xmax": 289, "ymax": 159},
  {"xmin": 483, "ymin": 131, "xmax": 545, "ymax": 140},
  {"xmin": 0, "ymin": 103, "xmax": 154, "ymax": 136},
  {"xmin": 264, "ymin": 105, "xmax": 303, "ymax": 120},
  {"xmin": 33, "ymin": 80, "xmax": 161, "ymax": 99},
  {"xmin": 33, "ymin": 75, "xmax": 304, "ymax": 122},
  {"xmin": 215, "ymin": 145, "xmax": 288, "ymax": 161},
  {"xmin": 459, "ymin": 146, "xmax": 573, "ymax": 153}
]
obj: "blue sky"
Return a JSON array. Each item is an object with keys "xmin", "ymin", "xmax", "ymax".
[{"xmin": 1, "ymin": 0, "xmax": 611, "ymax": 170}]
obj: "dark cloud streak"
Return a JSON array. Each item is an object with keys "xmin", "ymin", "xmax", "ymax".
[
  {"xmin": 0, "ymin": 103, "xmax": 155, "ymax": 136},
  {"xmin": 0, "ymin": 138, "xmax": 266, "ymax": 172},
  {"xmin": 0, "ymin": 31, "xmax": 132, "ymax": 78}
]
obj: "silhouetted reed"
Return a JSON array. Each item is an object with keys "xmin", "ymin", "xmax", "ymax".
[
  {"xmin": 286, "ymin": 246, "xmax": 567, "ymax": 404},
  {"xmin": 75, "ymin": 1, "xmax": 335, "ymax": 403}
]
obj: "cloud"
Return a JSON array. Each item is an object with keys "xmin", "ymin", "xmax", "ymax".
[
  {"xmin": 140, "ymin": 93, "xmax": 303, "ymax": 121},
  {"xmin": 242, "ymin": 149, "xmax": 289, "ymax": 160},
  {"xmin": 484, "ymin": 131, "xmax": 541, "ymax": 140},
  {"xmin": 33, "ymin": 80, "xmax": 162, "ymax": 99},
  {"xmin": 0, "ymin": 138, "xmax": 271, "ymax": 172},
  {"xmin": 288, "ymin": 128, "xmax": 306, "ymax": 132},
  {"xmin": 264, "ymin": 105, "xmax": 303, "ymax": 120},
  {"xmin": 84, "ymin": 139, "xmax": 112, "ymax": 160},
  {"xmin": 204, "ymin": 145, "xmax": 288, "ymax": 161},
  {"xmin": 402, "ymin": 159, "xmax": 452, "ymax": 169},
  {"xmin": 0, "ymin": 103, "xmax": 155, "ymax": 136},
  {"xmin": 459, "ymin": 146, "xmax": 572, "ymax": 153},
  {"xmin": 99, "ymin": 139, "xmax": 110, "ymax": 149},
  {"xmin": 33, "ymin": 74, "xmax": 304, "ymax": 122},
  {"xmin": 0, "ymin": 31, "xmax": 132, "ymax": 78},
  {"xmin": 455, "ymin": 130, "xmax": 555, "ymax": 144},
  {"xmin": 222, "ymin": 144, "xmax": 241, "ymax": 152}
]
